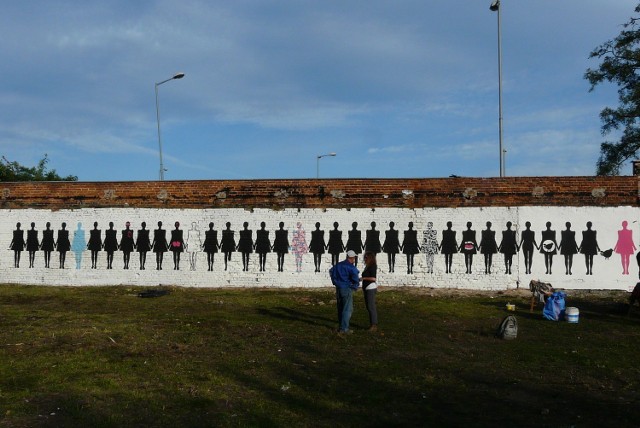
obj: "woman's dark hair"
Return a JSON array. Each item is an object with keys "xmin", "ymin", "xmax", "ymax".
[{"xmin": 364, "ymin": 251, "xmax": 377, "ymax": 267}]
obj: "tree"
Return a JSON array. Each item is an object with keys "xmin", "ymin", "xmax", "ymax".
[
  {"xmin": 585, "ymin": 3, "xmax": 640, "ymax": 176},
  {"xmin": 0, "ymin": 154, "xmax": 78, "ymax": 182}
]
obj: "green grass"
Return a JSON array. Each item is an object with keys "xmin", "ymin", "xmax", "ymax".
[{"xmin": 0, "ymin": 285, "xmax": 638, "ymax": 427}]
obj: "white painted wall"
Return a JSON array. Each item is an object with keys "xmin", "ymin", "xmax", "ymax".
[{"xmin": 1, "ymin": 207, "xmax": 638, "ymax": 291}]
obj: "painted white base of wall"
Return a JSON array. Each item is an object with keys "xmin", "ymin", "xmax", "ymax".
[{"xmin": 2, "ymin": 207, "xmax": 638, "ymax": 291}]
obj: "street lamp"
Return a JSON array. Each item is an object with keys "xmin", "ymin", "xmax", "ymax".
[
  {"xmin": 316, "ymin": 152, "xmax": 336, "ymax": 178},
  {"xmin": 490, "ymin": 0, "xmax": 505, "ymax": 177},
  {"xmin": 155, "ymin": 72, "xmax": 185, "ymax": 181}
]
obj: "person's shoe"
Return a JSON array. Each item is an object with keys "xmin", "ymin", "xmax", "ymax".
[
  {"xmin": 337, "ymin": 329, "xmax": 353, "ymax": 335},
  {"xmin": 368, "ymin": 325, "xmax": 378, "ymax": 332}
]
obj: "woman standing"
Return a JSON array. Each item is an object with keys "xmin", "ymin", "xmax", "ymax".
[
  {"xmin": 202, "ymin": 222, "xmax": 219, "ymax": 271},
  {"xmin": 57, "ymin": 222, "xmax": 71, "ymax": 269},
  {"xmin": 186, "ymin": 222, "xmax": 202, "ymax": 271},
  {"xmin": 220, "ymin": 222, "xmax": 236, "ymax": 271},
  {"xmin": 421, "ymin": 222, "xmax": 439, "ymax": 274},
  {"xmin": 614, "ymin": 220, "xmax": 636, "ymax": 275},
  {"xmin": 327, "ymin": 222, "xmax": 344, "ymax": 267},
  {"xmin": 9, "ymin": 222, "xmax": 25, "ymax": 268},
  {"xmin": 540, "ymin": 222, "xmax": 558, "ymax": 275},
  {"xmin": 151, "ymin": 221, "xmax": 168, "ymax": 270},
  {"xmin": 440, "ymin": 221, "xmax": 458, "ymax": 274},
  {"xmin": 479, "ymin": 221, "xmax": 497, "ymax": 274},
  {"xmin": 26, "ymin": 222, "xmax": 39, "ymax": 268},
  {"xmin": 498, "ymin": 221, "xmax": 518, "ymax": 275},
  {"xmin": 579, "ymin": 221, "xmax": 600, "ymax": 275},
  {"xmin": 401, "ymin": 222, "xmax": 420, "ymax": 274},
  {"xmin": 382, "ymin": 222, "xmax": 400, "ymax": 273},
  {"xmin": 120, "ymin": 222, "xmax": 135, "ymax": 270},
  {"xmin": 103, "ymin": 222, "xmax": 118, "ymax": 270},
  {"xmin": 136, "ymin": 222, "xmax": 151, "ymax": 270},
  {"xmin": 291, "ymin": 222, "xmax": 308, "ymax": 273},
  {"xmin": 309, "ymin": 222, "xmax": 326, "ymax": 273},
  {"xmin": 272, "ymin": 222, "xmax": 289, "ymax": 272},
  {"xmin": 459, "ymin": 222, "xmax": 477, "ymax": 274},
  {"xmin": 71, "ymin": 222, "xmax": 85, "ymax": 270},
  {"xmin": 237, "ymin": 222, "xmax": 253, "ymax": 272},
  {"xmin": 559, "ymin": 222, "xmax": 578, "ymax": 275},
  {"xmin": 87, "ymin": 222, "xmax": 102, "ymax": 269},
  {"xmin": 254, "ymin": 222, "xmax": 271, "ymax": 272},
  {"xmin": 361, "ymin": 251, "xmax": 379, "ymax": 332},
  {"xmin": 520, "ymin": 222, "xmax": 538, "ymax": 275},
  {"xmin": 169, "ymin": 222, "xmax": 185, "ymax": 270},
  {"xmin": 41, "ymin": 222, "xmax": 55, "ymax": 268}
]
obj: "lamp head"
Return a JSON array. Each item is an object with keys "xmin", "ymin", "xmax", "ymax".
[
  {"xmin": 173, "ymin": 72, "xmax": 185, "ymax": 79},
  {"xmin": 489, "ymin": 0, "xmax": 499, "ymax": 11}
]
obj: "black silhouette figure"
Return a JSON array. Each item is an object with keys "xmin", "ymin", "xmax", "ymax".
[
  {"xmin": 41, "ymin": 222, "xmax": 55, "ymax": 268},
  {"xmin": 498, "ymin": 221, "xmax": 517, "ymax": 274},
  {"xmin": 520, "ymin": 222, "xmax": 538, "ymax": 275},
  {"xmin": 327, "ymin": 222, "xmax": 344, "ymax": 266},
  {"xmin": 136, "ymin": 222, "xmax": 151, "ymax": 270},
  {"xmin": 559, "ymin": 221, "xmax": 578, "ymax": 275},
  {"xmin": 120, "ymin": 222, "xmax": 135, "ymax": 269},
  {"xmin": 540, "ymin": 221, "xmax": 558, "ymax": 275},
  {"xmin": 203, "ymin": 222, "xmax": 220, "ymax": 271},
  {"xmin": 459, "ymin": 222, "xmax": 477, "ymax": 274},
  {"xmin": 57, "ymin": 222, "xmax": 71, "ymax": 269},
  {"xmin": 26, "ymin": 222, "xmax": 39, "ymax": 268},
  {"xmin": 255, "ymin": 222, "xmax": 271, "ymax": 272},
  {"xmin": 273, "ymin": 222, "xmax": 289, "ymax": 272},
  {"xmin": 364, "ymin": 222, "xmax": 382, "ymax": 254},
  {"xmin": 221, "ymin": 222, "xmax": 236, "ymax": 271},
  {"xmin": 479, "ymin": 221, "xmax": 497, "ymax": 274},
  {"xmin": 309, "ymin": 222, "xmax": 326, "ymax": 273},
  {"xmin": 579, "ymin": 221, "xmax": 600, "ymax": 275},
  {"xmin": 103, "ymin": 222, "xmax": 118, "ymax": 270},
  {"xmin": 383, "ymin": 222, "xmax": 400, "ymax": 273},
  {"xmin": 169, "ymin": 221, "xmax": 185, "ymax": 270},
  {"xmin": 87, "ymin": 222, "xmax": 102, "ymax": 269},
  {"xmin": 441, "ymin": 221, "xmax": 458, "ymax": 274},
  {"xmin": 345, "ymin": 222, "xmax": 363, "ymax": 266},
  {"xmin": 401, "ymin": 222, "xmax": 420, "ymax": 274},
  {"xmin": 237, "ymin": 222, "xmax": 253, "ymax": 272},
  {"xmin": 151, "ymin": 221, "xmax": 168, "ymax": 270},
  {"xmin": 9, "ymin": 222, "xmax": 25, "ymax": 268}
]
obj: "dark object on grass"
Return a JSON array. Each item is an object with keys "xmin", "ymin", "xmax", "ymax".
[
  {"xmin": 138, "ymin": 289, "xmax": 170, "ymax": 298},
  {"xmin": 496, "ymin": 315, "xmax": 518, "ymax": 340}
]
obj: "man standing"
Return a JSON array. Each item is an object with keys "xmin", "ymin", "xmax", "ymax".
[{"xmin": 329, "ymin": 250, "xmax": 360, "ymax": 334}]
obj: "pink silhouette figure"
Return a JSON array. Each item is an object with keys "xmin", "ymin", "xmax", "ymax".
[
  {"xmin": 291, "ymin": 222, "xmax": 308, "ymax": 273},
  {"xmin": 614, "ymin": 220, "xmax": 636, "ymax": 275}
]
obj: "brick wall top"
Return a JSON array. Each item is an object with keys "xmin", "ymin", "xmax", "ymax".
[{"xmin": 0, "ymin": 176, "xmax": 638, "ymax": 210}]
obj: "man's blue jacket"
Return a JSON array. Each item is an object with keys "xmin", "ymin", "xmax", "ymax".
[{"xmin": 329, "ymin": 259, "xmax": 360, "ymax": 290}]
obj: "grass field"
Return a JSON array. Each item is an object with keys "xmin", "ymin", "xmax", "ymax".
[{"xmin": 0, "ymin": 284, "xmax": 639, "ymax": 427}]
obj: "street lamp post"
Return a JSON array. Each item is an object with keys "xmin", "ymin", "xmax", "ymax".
[
  {"xmin": 155, "ymin": 72, "xmax": 185, "ymax": 181},
  {"xmin": 316, "ymin": 152, "xmax": 336, "ymax": 178},
  {"xmin": 490, "ymin": 0, "xmax": 505, "ymax": 177}
]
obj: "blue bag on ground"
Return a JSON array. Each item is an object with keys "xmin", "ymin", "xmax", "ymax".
[{"xmin": 543, "ymin": 291, "xmax": 566, "ymax": 321}]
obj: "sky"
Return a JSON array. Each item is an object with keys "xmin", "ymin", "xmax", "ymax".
[{"xmin": 0, "ymin": 0, "xmax": 638, "ymax": 182}]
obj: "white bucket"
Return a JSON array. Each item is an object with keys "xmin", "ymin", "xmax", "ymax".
[{"xmin": 566, "ymin": 307, "xmax": 579, "ymax": 323}]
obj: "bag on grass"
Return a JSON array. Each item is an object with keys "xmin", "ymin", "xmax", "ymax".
[
  {"xmin": 543, "ymin": 291, "xmax": 566, "ymax": 321},
  {"xmin": 496, "ymin": 315, "xmax": 518, "ymax": 340}
]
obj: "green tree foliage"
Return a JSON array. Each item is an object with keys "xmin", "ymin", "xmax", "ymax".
[
  {"xmin": 585, "ymin": 3, "xmax": 640, "ymax": 175},
  {"xmin": 0, "ymin": 155, "xmax": 78, "ymax": 182}
]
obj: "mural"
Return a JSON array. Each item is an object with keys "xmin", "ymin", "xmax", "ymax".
[{"xmin": 3, "ymin": 211, "xmax": 638, "ymax": 292}]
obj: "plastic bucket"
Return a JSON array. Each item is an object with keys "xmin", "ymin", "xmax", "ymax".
[{"xmin": 566, "ymin": 307, "xmax": 579, "ymax": 323}]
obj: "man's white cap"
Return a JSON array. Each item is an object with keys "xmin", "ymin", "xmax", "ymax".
[{"xmin": 346, "ymin": 250, "xmax": 357, "ymax": 258}]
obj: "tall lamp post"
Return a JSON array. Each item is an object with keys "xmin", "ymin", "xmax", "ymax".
[
  {"xmin": 155, "ymin": 72, "xmax": 185, "ymax": 181},
  {"xmin": 316, "ymin": 152, "xmax": 336, "ymax": 178},
  {"xmin": 490, "ymin": 0, "xmax": 505, "ymax": 177}
]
